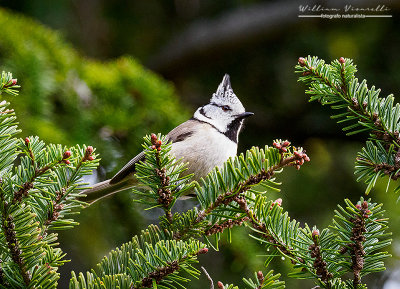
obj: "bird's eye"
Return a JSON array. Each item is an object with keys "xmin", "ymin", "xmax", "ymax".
[{"xmin": 221, "ymin": 105, "xmax": 231, "ymax": 111}]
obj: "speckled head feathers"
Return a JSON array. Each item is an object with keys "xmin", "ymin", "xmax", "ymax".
[
  {"xmin": 193, "ymin": 74, "xmax": 253, "ymax": 143},
  {"xmin": 210, "ymin": 74, "xmax": 240, "ymax": 105}
]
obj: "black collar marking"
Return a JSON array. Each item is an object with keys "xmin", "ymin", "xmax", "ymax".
[
  {"xmin": 224, "ymin": 118, "xmax": 243, "ymax": 144},
  {"xmin": 190, "ymin": 117, "xmax": 240, "ymax": 144},
  {"xmin": 199, "ymin": 106, "xmax": 212, "ymax": 119}
]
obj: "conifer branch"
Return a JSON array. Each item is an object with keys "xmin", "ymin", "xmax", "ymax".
[
  {"xmin": 0, "ymin": 65, "xmax": 392, "ymax": 288},
  {"xmin": 204, "ymin": 216, "xmax": 248, "ymax": 236},
  {"xmin": 235, "ymin": 196, "xmax": 304, "ymax": 265},
  {"xmin": 0, "ymin": 71, "xmax": 19, "ymax": 97},
  {"xmin": 43, "ymin": 146, "xmax": 96, "ymax": 231},
  {"xmin": 133, "ymin": 247, "xmax": 208, "ymax": 288},
  {"xmin": 308, "ymin": 229, "xmax": 333, "ymax": 285},
  {"xmin": 347, "ymin": 201, "xmax": 369, "ymax": 287},
  {"xmin": 70, "ymin": 225, "xmax": 207, "ymax": 289},
  {"xmin": 1, "ymin": 179, "xmax": 32, "ymax": 287},
  {"xmin": 133, "ymin": 134, "xmax": 194, "ymax": 225},
  {"xmin": 13, "ymin": 138, "xmax": 73, "ymax": 203},
  {"xmin": 176, "ymin": 140, "xmax": 310, "ymax": 240},
  {"xmin": 1, "ymin": 214, "xmax": 31, "ymax": 285},
  {"xmin": 0, "ymin": 263, "xmax": 6, "ymax": 287},
  {"xmin": 151, "ymin": 134, "xmax": 174, "ymax": 223},
  {"xmin": 297, "ymin": 56, "xmax": 400, "ymax": 193}
]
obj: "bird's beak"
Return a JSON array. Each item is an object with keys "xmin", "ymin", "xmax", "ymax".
[{"xmin": 236, "ymin": 112, "xmax": 254, "ymax": 119}]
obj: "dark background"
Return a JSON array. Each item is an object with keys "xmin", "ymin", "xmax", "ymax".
[{"xmin": 1, "ymin": 0, "xmax": 400, "ymax": 288}]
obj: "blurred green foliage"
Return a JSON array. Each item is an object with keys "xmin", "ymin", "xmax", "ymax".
[
  {"xmin": 0, "ymin": 8, "xmax": 188, "ymax": 173},
  {"xmin": 0, "ymin": 7, "xmax": 190, "ymax": 287}
]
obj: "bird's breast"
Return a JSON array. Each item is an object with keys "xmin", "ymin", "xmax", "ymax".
[{"xmin": 169, "ymin": 127, "xmax": 237, "ymax": 180}]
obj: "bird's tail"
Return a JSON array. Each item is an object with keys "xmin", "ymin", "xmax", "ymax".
[{"xmin": 78, "ymin": 177, "xmax": 138, "ymax": 204}]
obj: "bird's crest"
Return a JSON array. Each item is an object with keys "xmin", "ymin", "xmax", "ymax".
[{"xmin": 210, "ymin": 74, "xmax": 240, "ymax": 104}]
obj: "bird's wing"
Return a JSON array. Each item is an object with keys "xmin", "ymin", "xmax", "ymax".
[
  {"xmin": 109, "ymin": 120, "xmax": 198, "ymax": 184},
  {"xmin": 165, "ymin": 119, "xmax": 197, "ymax": 143}
]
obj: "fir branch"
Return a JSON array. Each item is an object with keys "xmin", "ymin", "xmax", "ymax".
[
  {"xmin": 133, "ymin": 247, "xmax": 208, "ymax": 288},
  {"xmin": 43, "ymin": 146, "xmax": 96, "ymax": 231},
  {"xmin": 227, "ymin": 270, "xmax": 284, "ymax": 289},
  {"xmin": 0, "ymin": 184, "xmax": 31, "ymax": 286},
  {"xmin": 151, "ymin": 134, "xmax": 173, "ymax": 223},
  {"xmin": 297, "ymin": 56, "xmax": 400, "ymax": 193},
  {"xmin": 330, "ymin": 198, "xmax": 391, "ymax": 286},
  {"xmin": 70, "ymin": 225, "xmax": 206, "ymax": 289},
  {"xmin": 297, "ymin": 56, "xmax": 397, "ymax": 145},
  {"xmin": 235, "ymin": 196, "xmax": 304, "ymax": 265},
  {"xmin": 348, "ymin": 201, "xmax": 369, "ymax": 287},
  {"xmin": 308, "ymin": 229, "xmax": 333, "ymax": 284},
  {"xmin": 0, "ymin": 71, "xmax": 20, "ymax": 97},
  {"xmin": 134, "ymin": 260, "xmax": 180, "ymax": 288},
  {"xmin": 1, "ymin": 215, "xmax": 30, "ymax": 286},
  {"xmin": 0, "ymin": 261, "xmax": 6, "ymax": 288},
  {"xmin": 133, "ymin": 134, "xmax": 194, "ymax": 224},
  {"xmin": 204, "ymin": 215, "xmax": 248, "ymax": 236},
  {"xmin": 12, "ymin": 137, "xmax": 72, "ymax": 203},
  {"xmin": 176, "ymin": 141, "xmax": 309, "ymax": 240}
]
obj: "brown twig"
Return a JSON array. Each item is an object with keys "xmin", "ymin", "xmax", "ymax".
[
  {"xmin": 132, "ymin": 247, "xmax": 208, "ymax": 288},
  {"xmin": 1, "ymin": 215, "xmax": 31, "ymax": 285},
  {"xmin": 234, "ymin": 196, "xmax": 304, "ymax": 265},
  {"xmin": 13, "ymin": 140, "xmax": 73, "ymax": 203},
  {"xmin": 349, "ymin": 201, "xmax": 370, "ymax": 286},
  {"xmin": 151, "ymin": 134, "xmax": 173, "ymax": 223},
  {"xmin": 204, "ymin": 216, "xmax": 248, "ymax": 236},
  {"xmin": 309, "ymin": 230, "xmax": 333, "ymax": 285},
  {"xmin": 201, "ymin": 266, "xmax": 214, "ymax": 289}
]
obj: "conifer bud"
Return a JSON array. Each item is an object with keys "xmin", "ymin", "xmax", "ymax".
[
  {"xmin": 362, "ymin": 201, "xmax": 368, "ymax": 209},
  {"xmin": 64, "ymin": 160, "xmax": 71, "ymax": 165},
  {"xmin": 151, "ymin": 133, "xmax": 157, "ymax": 144},
  {"xmin": 88, "ymin": 156, "xmax": 95, "ymax": 161},
  {"xmin": 270, "ymin": 198, "xmax": 282, "ymax": 209},
  {"xmin": 356, "ymin": 204, "xmax": 362, "ymax": 210},
  {"xmin": 298, "ymin": 57, "xmax": 306, "ymax": 67},
  {"xmin": 257, "ymin": 271, "xmax": 264, "ymax": 282},
  {"xmin": 25, "ymin": 137, "xmax": 30, "ymax": 146},
  {"xmin": 4, "ymin": 79, "xmax": 17, "ymax": 88},
  {"xmin": 274, "ymin": 198, "xmax": 282, "ymax": 206},
  {"xmin": 63, "ymin": 151, "xmax": 71, "ymax": 159},
  {"xmin": 86, "ymin": 146, "xmax": 94, "ymax": 155},
  {"xmin": 312, "ymin": 229, "xmax": 319, "ymax": 238},
  {"xmin": 217, "ymin": 281, "xmax": 224, "ymax": 289},
  {"xmin": 198, "ymin": 248, "xmax": 209, "ymax": 254},
  {"xmin": 339, "ymin": 57, "xmax": 345, "ymax": 64},
  {"xmin": 272, "ymin": 142, "xmax": 281, "ymax": 149}
]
